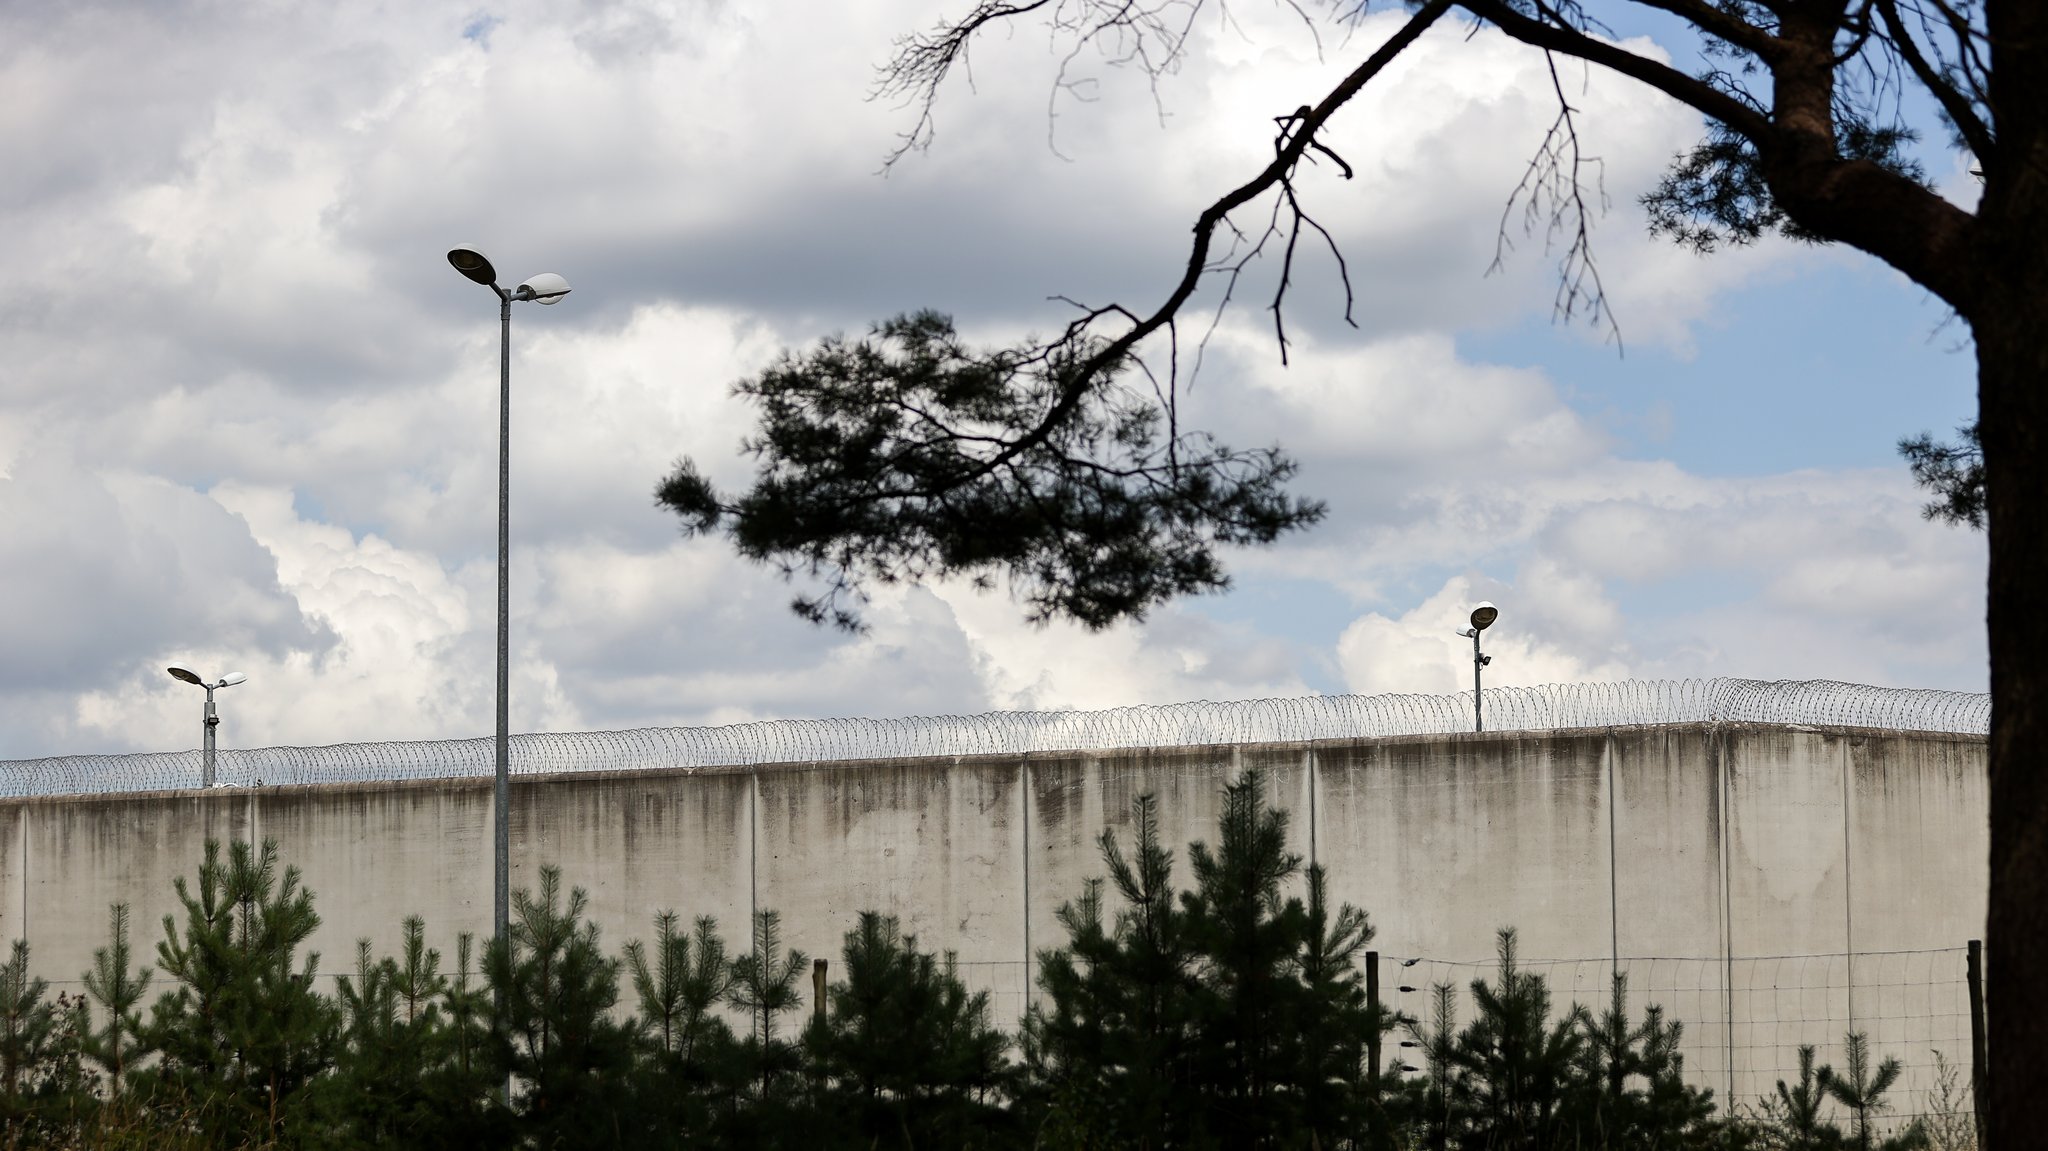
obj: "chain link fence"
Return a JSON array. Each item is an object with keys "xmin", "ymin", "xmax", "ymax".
[
  {"xmin": 838, "ymin": 943, "xmax": 1983, "ymax": 1133},
  {"xmin": 1384, "ymin": 945, "xmax": 1978, "ymax": 1135}
]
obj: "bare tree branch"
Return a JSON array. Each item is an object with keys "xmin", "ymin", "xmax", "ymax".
[
  {"xmin": 1493, "ymin": 51, "xmax": 1618, "ymax": 337},
  {"xmin": 1632, "ymin": 0, "xmax": 1785, "ymax": 57},
  {"xmin": 1464, "ymin": 0, "xmax": 1775, "ymax": 142},
  {"xmin": 1476, "ymin": 0, "xmax": 1979, "ymax": 311},
  {"xmin": 920, "ymin": 0, "xmax": 1456, "ymax": 495},
  {"xmin": 877, "ymin": 0, "xmax": 1060, "ymax": 165},
  {"xmin": 1876, "ymin": 0, "xmax": 1997, "ymax": 160},
  {"xmin": 876, "ymin": 0, "xmax": 1214, "ymax": 166}
]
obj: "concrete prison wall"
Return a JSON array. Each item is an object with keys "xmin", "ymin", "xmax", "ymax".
[{"xmin": 0, "ymin": 721, "xmax": 1987, "ymax": 1115}]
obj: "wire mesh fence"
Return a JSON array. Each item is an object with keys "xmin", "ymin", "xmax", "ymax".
[
  {"xmin": 1383, "ymin": 945, "xmax": 1978, "ymax": 1133},
  {"xmin": 0, "ymin": 677, "xmax": 1990, "ymax": 798},
  {"xmin": 30, "ymin": 941, "xmax": 1974, "ymax": 1140},
  {"xmin": 824, "ymin": 943, "xmax": 1980, "ymax": 1131}
]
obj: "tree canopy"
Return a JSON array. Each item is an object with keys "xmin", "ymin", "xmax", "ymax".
[
  {"xmin": 661, "ymin": 0, "xmax": 1995, "ymax": 628},
  {"xmin": 659, "ymin": 0, "xmax": 2043, "ymax": 1137}
]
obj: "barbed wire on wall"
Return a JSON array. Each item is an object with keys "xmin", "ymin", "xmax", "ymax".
[{"xmin": 0, "ymin": 677, "xmax": 1989, "ymax": 798}]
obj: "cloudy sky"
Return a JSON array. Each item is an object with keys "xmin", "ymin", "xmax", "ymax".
[{"xmin": 0, "ymin": 0, "xmax": 1984, "ymax": 759}]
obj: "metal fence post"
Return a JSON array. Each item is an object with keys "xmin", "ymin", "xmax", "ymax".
[
  {"xmin": 1968, "ymin": 938, "xmax": 1988, "ymax": 1150},
  {"xmin": 1367, "ymin": 950, "xmax": 1382, "ymax": 1083}
]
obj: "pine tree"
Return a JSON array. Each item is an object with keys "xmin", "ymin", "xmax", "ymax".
[
  {"xmin": 0, "ymin": 939, "xmax": 86, "ymax": 1144},
  {"xmin": 0, "ymin": 941, "xmax": 58, "ymax": 1106},
  {"xmin": 1764, "ymin": 1045, "xmax": 1847, "ymax": 1151},
  {"xmin": 625, "ymin": 911, "xmax": 734, "ymax": 1067},
  {"xmin": 1449, "ymin": 929, "xmax": 1585, "ymax": 1151},
  {"xmin": 80, "ymin": 904, "xmax": 151, "ymax": 1097},
  {"xmin": 1294, "ymin": 863, "xmax": 1389, "ymax": 1145},
  {"xmin": 1407, "ymin": 982, "xmax": 1463, "ymax": 1151},
  {"xmin": 445, "ymin": 931, "xmax": 489, "ymax": 1092},
  {"xmin": 1026, "ymin": 792, "xmax": 1198, "ymax": 1146},
  {"xmin": 485, "ymin": 866, "xmax": 636, "ymax": 1148},
  {"xmin": 1574, "ymin": 972, "xmax": 1718, "ymax": 1147},
  {"xmin": 1029, "ymin": 771, "xmax": 1388, "ymax": 1149},
  {"xmin": 320, "ymin": 936, "xmax": 406, "ymax": 1141},
  {"xmin": 621, "ymin": 911, "xmax": 738, "ymax": 1147},
  {"xmin": 727, "ymin": 909, "xmax": 807, "ymax": 1100},
  {"xmin": 390, "ymin": 915, "xmax": 446, "ymax": 1028},
  {"xmin": 1179, "ymin": 769, "xmax": 1310, "ymax": 1143},
  {"xmin": 309, "ymin": 916, "xmax": 501, "ymax": 1149},
  {"xmin": 142, "ymin": 838, "xmax": 335, "ymax": 1145},
  {"xmin": 806, "ymin": 911, "xmax": 1015, "ymax": 1146},
  {"xmin": 1824, "ymin": 1032, "xmax": 1930, "ymax": 1151}
]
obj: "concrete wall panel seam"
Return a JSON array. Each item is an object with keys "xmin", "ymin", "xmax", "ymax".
[
  {"xmin": 1307, "ymin": 747, "xmax": 1318, "ymax": 872},
  {"xmin": 1715, "ymin": 726, "xmax": 1735, "ymax": 1103},
  {"xmin": 1605, "ymin": 734, "xmax": 1618, "ymax": 972},
  {"xmin": 1842, "ymin": 735, "xmax": 1855, "ymax": 1032},
  {"xmin": 1021, "ymin": 759, "xmax": 1032, "ymax": 996}
]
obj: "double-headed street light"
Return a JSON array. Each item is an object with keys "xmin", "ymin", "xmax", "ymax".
[
  {"xmin": 166, "ymin": 667, "xmax": 247, "ymax": 787},
  {"xmin": 1455, "ymin": 602, "xmax": 1498, "ymax": 733},
  {"xmin": 447, "ymin": 246, "xmax": 571, "ymax": 947}
]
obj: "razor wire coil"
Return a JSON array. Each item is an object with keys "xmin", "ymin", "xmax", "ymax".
[{"xmin": 0, "ymin": 677, "xmax": 1988, "ymax": 798}]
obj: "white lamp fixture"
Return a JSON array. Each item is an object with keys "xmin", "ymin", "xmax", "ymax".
[
  {"xmin": 515, "ymin": 272, "xmax": 571, "ymax": 303},
  {"xmin": 166, "ymin": 667, "xmax": 246, "ymax": 787}
]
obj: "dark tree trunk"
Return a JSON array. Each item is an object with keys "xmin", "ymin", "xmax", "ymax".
[
  {"xmin": 1980, "ymin": 4, "xmax": 2048, "ymax": 1141},
  {"xmin": 1978, "ymin": 290, "xmax": 2048, "ymax": 1149}
]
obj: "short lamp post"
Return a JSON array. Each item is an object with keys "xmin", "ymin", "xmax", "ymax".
[
  {"xmin": 446, "ymin": 246, "xmax": 570, "ymax": 948},
  {"xmin": 1455, "ymin": 602, "xmax": 1498, "ymax": 733},
  {"xmin": 166, "ymin": 667, "xmax": 246, "ymax": 788}
]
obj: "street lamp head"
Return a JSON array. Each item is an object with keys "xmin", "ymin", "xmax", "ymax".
[
  {"xmin": 514, "ymin": 272, "xmax": 571, "ymax": 304},
  {"xmin": 447, "ymin": 246, "xmax": 499, "ymax": 287},
  {"xmin": 218, "ymin": 672, "xmax": 247, "ymax": 688},
  {"xmin": 1470, "ymin": 601, "xmax": 1499, "ymax": 631},
  {"xmin": 167, "ymin": 667, "xmax": 204, "ymax": 686}
]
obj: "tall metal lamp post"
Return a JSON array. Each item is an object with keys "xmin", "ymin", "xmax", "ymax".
[
  {"xmin": 446, "ymin": 246, "xmax": 571, "ymax": 946},
  {"xmin": 1456, "ymin": 602, "xmax": 1498, "ymax": 732},
  {"xmin": 166, "ymin": 667, "xmax": 247, "ymax": 787}
]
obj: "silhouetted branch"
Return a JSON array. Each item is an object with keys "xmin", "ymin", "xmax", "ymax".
[{"xmin": 1493, "ymin": 51, "xmax": 1616, "ymax": 338}]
